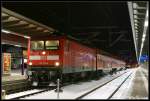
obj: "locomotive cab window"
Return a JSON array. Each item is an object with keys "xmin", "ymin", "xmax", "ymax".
[
  {"xmin": 45, "ymin": 40, "xmax": 59, "ymax": 50},
  {"xmin": 31, "ymin": 41, "xmax": 44, "ymax": 50}
]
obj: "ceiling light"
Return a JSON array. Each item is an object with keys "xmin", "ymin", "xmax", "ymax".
[
  {"xmin": 134, "ymin": 15, "xmax": 138, "ymax": 19},
  {"xmin": 134, "ymin": 19, "xmax": 138, "ymax": 23},
  {"xmin": 142, "ymin": 37, "xmax": 145, "ymax": 42},
  {"xmin": 133, "ymin": 3, "xmax": 137, "ymax": 9},
  {"xmin": 135, "ymin": 30, "xmax": 138, "ymax": 33},
  {"xmin": 135, "ymin": 23, "xmax": 138, "ymax": 26},
  {"xmin": 143, "ymin": 34, "xmax": 146, "ymax": 38},
  {"xmin": 24, "ymin": 35, "xmax": 30, "ymax": 39},
  {"xmin": 134, "ymin": 9, "xmax": 138, "ymax": 14},
  {"xmin": 146, "ymin": 9, "xmax": 148, "ymax": 17},
  {"xmin": 14, "ymin": 45, "xmax": 21, "ymax": 47},
  {"xmin": 144, "ymin": 20, "xmax": 148, "ymax": 27}
]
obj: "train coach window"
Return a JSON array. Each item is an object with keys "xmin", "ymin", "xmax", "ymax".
[
  {"xmin": 31, "ymin": 41, "xmax": 44, "ymax": 50},
  {"xmin": 45, "ymin": 40, "xmax": 59, "ymax": 50}
]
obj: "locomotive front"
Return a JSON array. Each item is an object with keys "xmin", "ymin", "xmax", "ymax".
[{"xmin": 27, "ymin": 37, "xmax": 64, "ymax": 86}]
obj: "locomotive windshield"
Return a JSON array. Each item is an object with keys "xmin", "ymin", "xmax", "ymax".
[
  {"xmin": 45, "ymin": 40, "xmax": 59, "ymax": 50},
  {"xmin": 31, "ymin": 41, "xmax": 44, "ymax": 50}
]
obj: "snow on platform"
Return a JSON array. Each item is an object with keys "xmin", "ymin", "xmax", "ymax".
[
  {"xmin": 21, "ymin": 69, "xmax": 132, "ymax": 99},
  {"xmin": 5, "ymin": 89, "xmax": 43, "ymax": 99},
  {"xmin": 81, "ymin": 70, "xmax": 133, "ymax": 99},
  {"xmin": 111, "ymin": 66, "xmax": 148, "ymax": 99}
]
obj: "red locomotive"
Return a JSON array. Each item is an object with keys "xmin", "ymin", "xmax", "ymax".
[{"xmin": 27, "ymin": 35, "xmax": 125, "ymax": 86}]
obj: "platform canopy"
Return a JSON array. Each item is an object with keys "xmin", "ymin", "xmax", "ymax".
[{"xmin": 2, "ymin": 7, "xmax": 57, "ymax": 38}]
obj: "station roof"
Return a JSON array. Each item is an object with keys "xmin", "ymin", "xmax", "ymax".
[
  {"xmin": 1, "ymin": 1, "xmax": 149, "ymax": 63},
  {"xmin": 2, "ymin": 7, "xmax": 56, "ymax": 38}
]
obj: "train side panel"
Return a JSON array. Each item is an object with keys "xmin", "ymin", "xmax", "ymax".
[{"xmin": 63, "ymin": 39, "xmax": 96, "ymax": 73}]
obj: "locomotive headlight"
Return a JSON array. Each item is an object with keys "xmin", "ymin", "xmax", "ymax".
[
  {"xmin": 42, "ymin": 51, "xmax": 46, "ymax": 55},
  {"xmin": 55, "ymin": 62, "xmax": 60, "ymax": 67},
  {"xmin": 29, "ymin": 62, "xmax": 32, "ymax": 66}
]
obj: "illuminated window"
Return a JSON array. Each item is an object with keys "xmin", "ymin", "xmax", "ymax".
[
  {"xmin": 31, "ymin": 41, "xmax": 44, "ymax": 50},
  {"xmin": 45, "ymin": 40, "xmax": 59, "ymax": 50}
]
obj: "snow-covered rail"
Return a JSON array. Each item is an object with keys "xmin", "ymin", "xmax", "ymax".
[{"xmin": 79, "ymin": 71, "xmax": 132, "ymax": 99}]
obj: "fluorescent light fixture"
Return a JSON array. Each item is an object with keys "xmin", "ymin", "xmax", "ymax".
[
  {"xmin": 14, "ymin": 44, "xmax": 21, "ymax": 47},
  {"xmin": 135, "ymin": 30, "xmax": 138, "ymax": 32},
  {"xmin": 24, "ymin": 35, "xmax": 30, "ymax": 39},
  {"xmin": 134, "ymin": 10, "xmax": 138, "ymax": 14},
  {"xmin": 146, "ymin": 9, "xmax": 148, "ymax": 17},
  {"xmin": 134, "ymin": 15, "xmax": 138, "ymax": 19},
  {"xmin": 2, "ymin": 42, "xmax": 6, "ymax": 44},
  {"xmin": 135, "ymin": 23, "xmax": 138, "ymax": 26},
  {"xmin": 133, "ymin": 3, "xmax": 137, "ymax": 9},
  {"xmin": 144, "ymin": 20, "xmax": 148, "ymax": 27},
  {"xmin": 1, "ymin": 29, "xmax": 11, "ymax": 33}
]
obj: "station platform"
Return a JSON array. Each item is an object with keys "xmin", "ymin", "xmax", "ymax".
[
  {"xmin": 112, "ymin": 65, "xmax": 148, "ymax": 99},
  {"xmin": 2, "ymin": 72, "xmax": 29, "ymax": 94},
  {"xmin": 127, "ymin": 66, "xmax": 148, "ymax": 99}
]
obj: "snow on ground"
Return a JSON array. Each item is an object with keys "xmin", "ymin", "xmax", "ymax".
[
  {"xmin": 81, "ymin": 70, "xmax": 132, "ymax": 99},
  {"xmin": 21, "ymin": 69, "xmax": 131, "ymax": 99}
]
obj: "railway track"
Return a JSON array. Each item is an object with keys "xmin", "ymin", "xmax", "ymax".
[
  {"xmin": 2, "ymin": 80, "xmax": 30, "ymax": 95},
  {"xmin": 5, "ymin": 70, "xmax": 131, "ymax": 99},
  {"xmin": 76, "ymin": 71, "xmax": 132, "ymax": 99}
]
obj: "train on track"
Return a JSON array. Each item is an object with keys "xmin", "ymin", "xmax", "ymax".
[{"xmin": 27, "ymin": 35, "xmax": 126, "ymax": 86}]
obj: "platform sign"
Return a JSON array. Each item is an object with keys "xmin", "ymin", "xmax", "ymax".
[
  {"xmin": 2, "ymin": 53, "xmax": 11, "ymax": 75},
  {"xmin": 140, "ymin": 55, "xmax": 149, "ymax": 62}
]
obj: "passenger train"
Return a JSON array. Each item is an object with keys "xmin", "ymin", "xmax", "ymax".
[{"xmin": 27, "ymin": 35, "xmax": 126, "ymax": 86}]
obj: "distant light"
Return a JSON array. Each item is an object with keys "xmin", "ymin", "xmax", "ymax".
[{"xmin": 1, "ymin": 29, "xmax": 10, "ymax": 33}]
